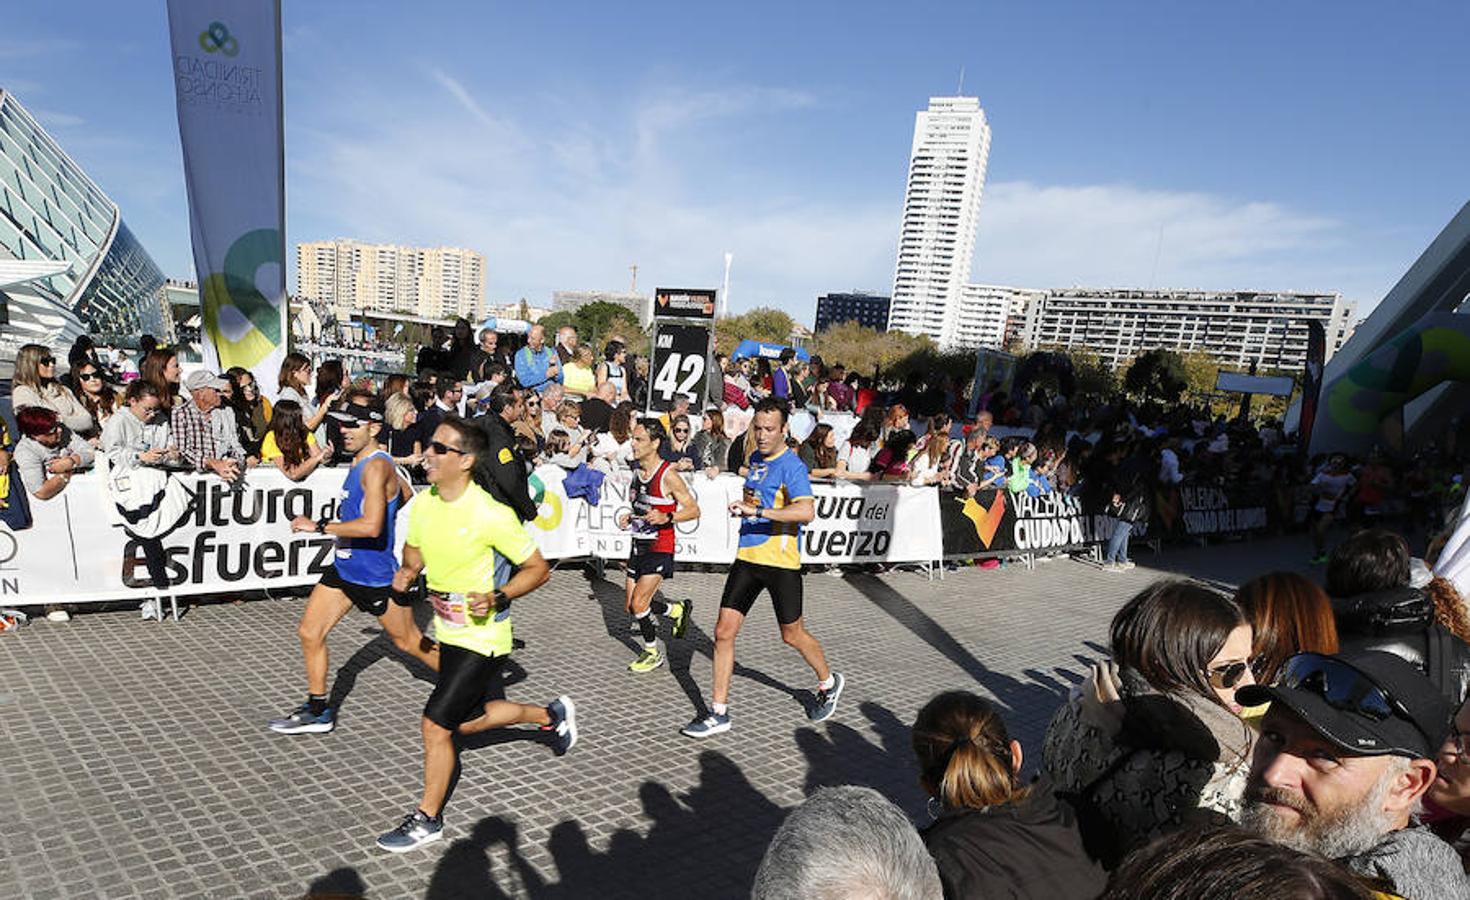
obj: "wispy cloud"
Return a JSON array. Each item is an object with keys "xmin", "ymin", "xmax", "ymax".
[
  {"xmin": 972, "ymin": 181, "xmax": 1367, "ymax": 299},
  {"xmin": 0, "ymin": 37, "xmax": 80, "ymax": 61},
  {"xmin": 285, "ymin": 68, "xmax": 1383, "ymax": 322},
  {"xmin": 33, "ymin": 108, "xmax": 85, "ymax": 128},
  {"xmin": 429, "ymin": 68, "xmax": 500, "ymax": 129}
]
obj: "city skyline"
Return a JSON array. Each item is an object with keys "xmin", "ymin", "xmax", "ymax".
[{"xmin": 5, "ymin": 2, "xmax": 1468, "ymax": 325}]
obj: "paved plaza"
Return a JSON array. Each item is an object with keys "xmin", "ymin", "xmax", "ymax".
[{"xmin": 0, "ymin": 536, "xmax": 1311, "ymax": 899}]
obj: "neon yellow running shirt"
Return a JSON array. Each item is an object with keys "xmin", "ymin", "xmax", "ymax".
[{"xmin": 405, "ymin": 482, "xmax": 536, "ymax": 657}]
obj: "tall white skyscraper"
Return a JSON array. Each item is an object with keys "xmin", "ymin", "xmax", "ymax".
[{"xmin": 888, "ymin": 96, "xmax": 991, "ymax": 349}]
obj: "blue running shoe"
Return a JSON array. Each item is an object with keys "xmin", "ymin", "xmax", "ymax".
[
  {"xmin": 680, "ymin": 712, "xmax": 732, "ymax": 738},
  {"xmin": 548, "ymin": 695, "xmax": 578, "ymax": 756},
  {"xmin": 375, "ymin": 810, "xmax": 443, "ymax": 853},
  {"xmin": 808, "ymin": 672, "xmax": 845, "ymax": 723},
  {"xmin": 268, "ymin": 702, "xmax": 335, "ymax": 735}
]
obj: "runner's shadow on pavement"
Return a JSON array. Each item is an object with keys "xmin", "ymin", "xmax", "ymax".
[
  {"xmin": 327, "ymin": 634, "xmax": 440, "ymax": 716},
  {"xmin": 425, "ymin": 750, "xmax": 786, "ymax": 900},
  {"xmin": 794, "ymin": 699, "xmax": 928, "ymax": 819},
  {"xmin": 303, "ymin": 867, "xmax": 367, "ymax": 899},
  {"xmin": 842, "ymin": 572, "xmax": 1070, "ymax": 750}
]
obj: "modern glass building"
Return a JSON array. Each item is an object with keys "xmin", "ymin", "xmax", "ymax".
[{"xmin": 0, "ymin": 87, "xmax": 170, "ymax": 366}]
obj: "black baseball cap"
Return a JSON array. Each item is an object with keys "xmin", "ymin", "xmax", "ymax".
[
  {"xmin": 328, "ymin": 402, "xmax": 384, "ymax": 426},
  {"xmin": 1236, "ymin": 651, "xmax": 1452, "ymax": 759}
]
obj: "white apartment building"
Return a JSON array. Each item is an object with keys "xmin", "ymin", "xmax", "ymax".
[
  {"xmin": 888, "ymin": 96, "xmax": 991, "ymax": 350},
  {"xmin": 1020, "ymin": 288, "xmax": 1356, "ymax": 370},
  {"xmin": 955, "ymin": 284, "xmax": 1044, "ymax": 349},
  {"xmin": 296, "ymin": 239, "xmax": 485, "ymax": 321}
]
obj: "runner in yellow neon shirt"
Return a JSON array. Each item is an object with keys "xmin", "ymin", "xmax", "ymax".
[{"xmin": 375, "ymin": 417, "xmax": 577, "ymax": 853}]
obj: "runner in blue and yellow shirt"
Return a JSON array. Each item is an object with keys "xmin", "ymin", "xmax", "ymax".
[
  {"xmin": 681, "ymin": 398, "xmax": 845, "ymax": 738},
  {"xmin": 374, "ymin": 416, "xmax": 577, "ymax": 853}
]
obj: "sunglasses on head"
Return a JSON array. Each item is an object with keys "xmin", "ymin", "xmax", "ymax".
[
  {"xmin": 1278, "ymin": 652, "xmax": 1431, "ymax": 746},
  {"xmin": 426, "ymin": 440, "xmax": 466, "ymax": 456}
]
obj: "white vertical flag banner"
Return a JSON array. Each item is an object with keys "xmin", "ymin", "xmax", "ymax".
[{"xmin": 166, "ymin": 0, "xmax": 287, "ymax": 391}]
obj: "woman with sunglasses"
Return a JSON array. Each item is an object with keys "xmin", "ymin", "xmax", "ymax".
[
  {"xmin": 1043, "ymin": 579, "xmax": 1256, "ymax": 870},
  {"xmin": 913, "ymin": 690, "xmax": 1105, "ymax": 899},
  {"xmin": 659, "ymin": 415, "xmax": 700, "ymax": 473},
  {"xmin": 73, "ymin": 361, "xmax": 119, "ymax": 436},
  {"xmin": 11, "ymin": 343, "xmax": 96, "ymax": 437},
  {"xmin": 225, "ymin": 367, "xmax": 271, "ymax": 458}
]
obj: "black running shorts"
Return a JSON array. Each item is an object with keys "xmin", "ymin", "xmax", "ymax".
[
  {"xmin": 719, "ymin": 558, "xmax": 803, "ymax": 625},
  {"xmin": 627, "ymin": 546, "xmax": 675, "ymax": 581},
  {"xmin": 319, "ymin": 565, "xmax": 408, "ymax": 618},
  {"xmin": 423, "ymin": 644, "xmax": 508, "ymax": 731}
]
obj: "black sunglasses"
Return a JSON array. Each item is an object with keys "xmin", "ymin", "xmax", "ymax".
[
  {"xmin": 426, "ymin": 440, "xmax": 466, "ymax": 456},
  {"xmin": 78, "ymin": 371, "xmax": 102, "ymax": 381},
  {"xmin": 1278, "ymin": 652, "xmax": 1431, "ymax": 746},
  {"xmin": 39, "ymin": 356, "xmax": 55, "ymax": 365},
  {"xmin": 1206, "ymin": 659, "xmax": 1257, "ymax": 690}
]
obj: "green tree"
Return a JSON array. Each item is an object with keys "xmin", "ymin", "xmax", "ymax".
[
  {"xmin": 1123, "ymin": 348, "xmax": 1188, "ymax": 405},
  {"xmin": 1179, "ymin": 350, "xmax": 1221, "ymax": 402},
  {"xmin": 809, "ymin": 322, "xmax": 935, "ymax": 376},
  {"xmin": 715, "ymin": 307, "xmax": 796, "ymax": 355}
]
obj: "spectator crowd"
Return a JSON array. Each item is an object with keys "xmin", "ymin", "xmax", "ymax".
[{"xmin": 5, "ymin": 319, "xmax": 1470, "ymax": 898}]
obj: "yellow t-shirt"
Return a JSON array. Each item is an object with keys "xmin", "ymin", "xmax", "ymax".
[
  {"xmin": 405, "ymin": 482, "xmax": 536, "ymax": 657},
  {"xmin": 260, "ymin": 430, "xmax": 316, "ymax": 462},
  {"xmin": 563, "ymin": 362, "xmax": 596, "ymax": 395}
]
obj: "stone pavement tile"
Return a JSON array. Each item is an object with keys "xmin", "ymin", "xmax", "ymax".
[{"xmin": 0, "ymin": 534, "xmax": 1302, "ymax": 898}]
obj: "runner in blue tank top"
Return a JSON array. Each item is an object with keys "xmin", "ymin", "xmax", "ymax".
[{"xmin": 268, "ymin": 391, "xmax": 434, "ymax": 735}]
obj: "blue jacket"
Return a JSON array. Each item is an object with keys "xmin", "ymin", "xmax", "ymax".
[{"xmin": 515, "ymin": 346, "xmax": 560, "ymax": 392}]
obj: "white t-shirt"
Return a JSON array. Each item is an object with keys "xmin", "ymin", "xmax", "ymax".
[
  {"xmin": 1312, "ymin": 471, "xmax": 1354, "ymax": 513},
  {"xmin": 838, "ymin": 442, "xmax": 872, "ymax": 476}
]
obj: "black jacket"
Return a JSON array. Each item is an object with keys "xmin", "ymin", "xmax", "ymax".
[
  {"xmin": 1334, "ymin": 585, "xmax": 1470, "ymax": 707},
  {"xmin": 921, "ymin": 777, "xmax": 1106, "ymax": 900},
  {"xmin": 471, "ymin": 412, "xmax": 538, "ymax": 523}
]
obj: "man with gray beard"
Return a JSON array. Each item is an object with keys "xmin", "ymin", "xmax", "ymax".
[{"xmin": 1236, "ymin": 650, "xmax": 1470, "ymax": 900}]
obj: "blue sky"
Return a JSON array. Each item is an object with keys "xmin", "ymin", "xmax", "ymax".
[{"xmin": 4, "ymin": 1, "xmax": 1468, "ymax": 323}]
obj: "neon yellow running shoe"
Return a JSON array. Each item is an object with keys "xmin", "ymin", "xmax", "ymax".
[
  {"xmin": 629, "ymin": 647, "xmax": 664, "ymax": 673},
  {"xmin": 670, "ymin": 599, "xmax": 693, "ymax": 639}
]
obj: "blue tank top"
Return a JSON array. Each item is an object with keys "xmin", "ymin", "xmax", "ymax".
[{"xmin": 334, "ymin": 450, "xmax": 402, "ymax": 587}]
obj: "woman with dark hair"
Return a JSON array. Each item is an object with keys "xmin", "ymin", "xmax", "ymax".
[
  {"xmin": 1043, "ymin": 579, "xmax": 1256, "ymax": 869},
  {"xmin": 836, "ymin": 421, "xmax": 880, "ymax": 482},
  {"xmin": 591, "ymin": 402, "xmax": 635, "ymax": 473},
  {"xmin": 798, "ymin": 423, "xmax": 838, "ymax": 479},
  {"xmin": 72, "ymin": 359, "xmax": 118, "ymax": 437},
  {"xmin": 914, "ymin": 691, "xmax": 1105, "ymax": 899},
  {"xmin": 1233, "ymin": 572, "xmax": 1338, "ymax": 686},
  {"xmin": 224, "ymin": 366, "xmax": 270, "ymax": 457},
  {"xmin": 380, "ymin": 373, "xmax": 409, "ymax": 402},
  {"xmin": 139, "ymin": 346, "xmax": 182, "ymax": 411},
  {"xmin": 260, "ymin": 400, "xmax": 328, "ymax": 482},
  {"xmin": 314, "ymin": 358, "xmax": 347, "ymax": 462},
  {"xmin": 691, "ymin": 407, "xmax": 731, "ymax": 477},
  {"xmin": 445, "ymin": 317, "xmax": 476, "ymax": 380},
  {"xmin": 869, "ymin": 429, "xmax": 918, "ymax": 482},
  {"xmin": 67, "ymin": 334, "xmax": 103, "ymax": 375},
  {"xmin": 1101, "ymin": 826, "xmax": 1373, "ymax": 899},
  {"xmin": 277, "ymin": 351, "xmax": 336, "ymax": 437}
]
